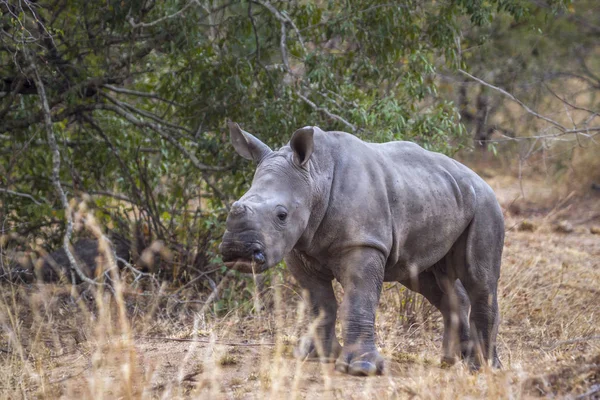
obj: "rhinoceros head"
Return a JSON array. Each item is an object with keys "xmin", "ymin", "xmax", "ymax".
[{"xmin": 219, "ymin": 121, "xmax": 315, "ymax": 273}]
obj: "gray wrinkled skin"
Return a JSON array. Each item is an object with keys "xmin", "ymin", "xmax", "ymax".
[{"xmin": 220, "ymin": 122, "xmax": 504, "ymax": 376}]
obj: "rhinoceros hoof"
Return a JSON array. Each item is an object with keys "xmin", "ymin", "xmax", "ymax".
[
  {"xmin": 334, "ymin": 347, "xmax": 384, "ymax": 376},
  {"xmin": 294, "ymin": 335, "xmax": 341, "ymax": 363},
  {"xmin": 440, "ymin": 356, "xmax": 458, "ymax": 368}
]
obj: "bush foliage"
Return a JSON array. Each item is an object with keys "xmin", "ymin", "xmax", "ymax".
[{"xmin": 0, "ymin": 0, "xmax": 569, "ymax": 282}]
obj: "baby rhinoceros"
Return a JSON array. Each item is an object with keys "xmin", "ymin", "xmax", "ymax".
[{"xmin": 220, "ymin": 122, "xmax": 504, "ymax": 376}]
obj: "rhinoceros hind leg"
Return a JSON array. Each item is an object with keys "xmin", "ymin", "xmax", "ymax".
[
  {"xmin": 400, "ymin": 268, "xmax": 471, "ymax": 366},
  {"xmin": 455, "ymin": 197, "xmax": 504, "ymax": 370}
]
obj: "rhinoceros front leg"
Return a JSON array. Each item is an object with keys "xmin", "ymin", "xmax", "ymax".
[
  {"xmin": 286, "ymin": 252, "xmax": 342, "ymax": 363},
  {"xmin": 334, "ymin": 248, "xmax": 385, "ymax": 376}
]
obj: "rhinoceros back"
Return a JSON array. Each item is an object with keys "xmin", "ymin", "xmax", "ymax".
[{"xmin": 312, "ymin": 131, "xmax": 484, "ymax": 276}]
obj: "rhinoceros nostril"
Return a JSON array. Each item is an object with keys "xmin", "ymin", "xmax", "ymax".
[
  {"xmin": 252, "ymin": 250, "xmax": 266, "ymax": 264},
  {"xmin": 230, "ymin": 201, "xmax": 246, "ymax": 217}
]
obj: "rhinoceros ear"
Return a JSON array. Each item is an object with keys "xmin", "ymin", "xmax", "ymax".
[
  {"xmin": 290, "ymin": 127, "xmax": 314, "ymax": 167},
  {"xmin": 228, "ymin": 121, "xmax": 272, "ymax": 163}
]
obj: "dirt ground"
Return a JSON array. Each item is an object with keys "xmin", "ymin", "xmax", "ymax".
[{"xmin": 2, "ymin": 173, "xmax": 600, "ymax": 399}]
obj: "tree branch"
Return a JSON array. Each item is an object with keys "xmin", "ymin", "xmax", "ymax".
[
  {"xmin": 95, "ymin": 102, "xmax": 229, "ymax": 172},
  {"xmin": 129, "ymin": 0, "xmax": 200, "ymax": 28},
  {"xmin": 543, "ymin": 335, "xmax": 600, "ymax": 351},
  {"xmin": 101, "ymin": 92, "xmax": 193, "ymax": 135},
  {"xmin": 129, "ymin": 1, "xmax": 236, "ymax": 30},
  {"xmin": 253, "ymin": 0, "xmax": 357, "ymax": 132},
  {"xmin": 27, "ymin": 52, "xmax": 101, "ymax": 288},
  {"xmin": 543, "ymin": 83, "xmax": 599, "ymax": 116},
  {"xmin": 459, "ymin": 69, "xmax": 565, "ymax": 130},
  {"xmin": 0, "ymin": 78, "xmax": 26, "ymax": 119},
  {"xmin": 252, "ymin": 0, "xmax": 306, "ymax": 54},
  {"xmin": 459, "ymin": 69, "xmax": 600, "ymax": 138},
  {"xmin": 102, "ymin": 84, "xmax": 184, "ymax": 108},
  {"xmin": 81, "ymin": 114, "xmax": 145, "ymax": 206},
  {"xmin": 0, "ymin": 187, "xmax": 44, "ymax": 205},
  {"xmin": 296, "ymin": 91, "xmax": 358, "ymax": 132},
  {"xmin": 86, "ymin": 190, "xmax": 135, "ymax": 204}
]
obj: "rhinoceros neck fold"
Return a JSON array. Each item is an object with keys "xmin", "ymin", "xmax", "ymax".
[{"xmin": 294, "ymin": 131, "xmax": 337, "ymax": 253}]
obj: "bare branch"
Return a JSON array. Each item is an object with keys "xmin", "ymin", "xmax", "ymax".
[
  {"xmin": 252, "ymin": 0, "xmax": 306, "ymax": 54},
  {"xmin": 279, "ymin": 18, "xmax": 290, "ymax": 72},
  {"xmin": 102, "ymin": 84, "xmax": 184, "ymax": 108},
  {"xmin": 95, "ymin": 103, "xmax": 229, "ymax": 172},
  {"xmin": 129, "ymin": 0, "xmax": 200, "ymax": 28},
  {"xmin": 26, "ymin": 52, "xmax": 101, "ymax": 288},
  {"xmin": 0, "ymin": 187, "xmax": 44, "ymax": 205},
  {"xmin": 142, "ymin": 336, "xmax": 275, "ymax": 346},
  {"xmin": 459, "ymin": 69, "xmax": 565, "ymax": 130},
  {"xmin": 101, "ymin": 92, "xmax": 193, "ymax": 135},
  {"xmin": 0, "ymin": 78, "xmax": 25, "ymax": 119},
  {"xmin": 459, "ymin": 69, "xmax": 600, "ymax": 138},
  {"xmin": 253, "ymin": 0, "xmax": 358, "ymax": 132},
  {"xmin": 296, "ymin": 91, "xmax": 358, "ymax": 132},
  {"xmin": 95, "ymin": 102, "xmax": 231, "ymax": 206},
  {"xmin": 253, "ymin": 0, "xmax": 293, "ymax": 73},
  {"xmin": 248, "ymin": 2, "xmax": 261, "ymax": 60},
  {"xmin": 81, "ymin": 114, "xmax": 145, "ymax": 206},
  {"xmin": 544, "ymin": 71, "xmax": 600, "ymax": 90},
  {"xmin": 86, "ymin": 190, "xmax": 134, "ymax": 204},
  {"xmin": 543, "ymin": 335, "xmax": 600, "ymax": 351},
  {"xmin": 543, "ymin": 83, "xmax": 599, "ymax": 116},
  {"xmin": 129, "ymin": 1, "xmax": 236, "ymax": 29}
]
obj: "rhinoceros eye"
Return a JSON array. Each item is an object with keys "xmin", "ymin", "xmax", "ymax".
[{"xmin": 277, "ymin": 211, "xmax": 288, "ymax": 221}]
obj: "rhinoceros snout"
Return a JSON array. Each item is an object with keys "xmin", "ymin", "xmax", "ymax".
[
  {"xmin": 220, "ymin": 235, "xmax": 268, "ymax": 273},
  {"xmin": 220, "ymin": 240, "xmax": 263, "ymax": 260},
  {"xmin": 220, "ymin": 231, "xmax": 265, "ymax": 260}
]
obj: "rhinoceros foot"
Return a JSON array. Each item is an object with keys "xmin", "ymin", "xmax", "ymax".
[
  {"xmin": 461, "ymin": 345, "xmax": 503, "ymax": 372},
  {"xmin": 334, "ymin": 344, "xmax": 384, "ymax": 376},
  {"xmin": 294, "ymin": 334, "xmax": 341, "ymax": 363}
]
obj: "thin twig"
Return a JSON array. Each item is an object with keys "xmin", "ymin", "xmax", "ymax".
[
  {"xmin": 543, "ymin": 83, "xmax": 599, "ymax": 116},
  {"xmin": 296, "ymin": 91, "xmax": 357, "ymax": 132},
  {"xmin": 459, "ymin": 69, "xmax": 564, "ymax": 130},
  {"xmin": 95, "ymin": 102, "xmax": 231, "ymax": 206},
  {"xmin": 94, "ymin": 103, "xmax": 228, "ymax": 172},
  {"xmin": 102, "ymin": 84, "xmax": 184, "ymax": 108},
  {"xmin": 459, "ymin": 69, "xmax": 600, "ymax": 136},
  {"xmin": 101, "ymin": 92, "xmax": 193, "ymax": 135},
  {"xmin": 129, "ymin": 0, "xmax": 200, "ymax": 28},
  {"xmin": 48, "ymin": 363, "xmax": 92, "ymax": 384},
  {"xmin": 543, "ymin": 335, "xmax": 600, "ymax": 351},
  {"xmin": 141, "ymin": 336, "xmax": 275, "ymax": 346},
  {"xmin": 252, "ymin": 0, "xmax": 357, "ymax": 132},
  {"xmin": 252, "ymin": 0, "xmax": 306, "ymax": 53}
]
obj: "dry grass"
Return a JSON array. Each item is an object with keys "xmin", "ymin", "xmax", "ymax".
[{"xmin": 1, "ymin": 173, "xmax": 599, "ymax": 399}]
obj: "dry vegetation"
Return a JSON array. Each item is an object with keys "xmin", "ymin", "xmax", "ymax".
[{"xmin": 1, "ymin": 160, "xmax": 599, "ymax": 399}]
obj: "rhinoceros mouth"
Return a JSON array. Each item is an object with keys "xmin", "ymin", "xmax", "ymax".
[
  {"xmin": 220, "ymin": 239, "xmax": 267, "ymax": 273},
  {"xmin": 224, "ymin": 259, "xmax": 268, "ymax": 274}
]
